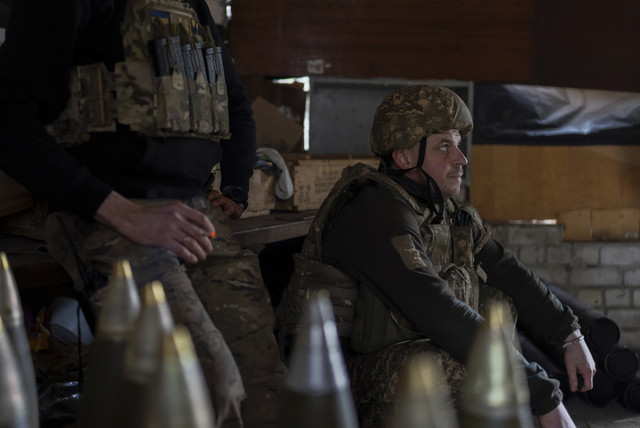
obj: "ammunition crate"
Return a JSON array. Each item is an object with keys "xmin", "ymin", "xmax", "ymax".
[{"xmin": 274, "ymin": 154, "xmax": 379, "ymax": 212}]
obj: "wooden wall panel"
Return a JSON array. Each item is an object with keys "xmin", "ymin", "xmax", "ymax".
[
  {"xmin": 228, "ymin": 0, "xmax": 640, "ymax": 92},
  {"xmin": 534, "ymin": 0, "xmax": 640, "ymax": 92},
  {"xmin": 469, "ymin": 145, "xmax": 640, "ymax": 221},
  {"xmin": 228, "ymin": 0, "xmax": 533, "ymax": 82}
]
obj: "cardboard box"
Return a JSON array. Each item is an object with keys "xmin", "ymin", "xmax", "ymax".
[
  {"xmin": 252, "ymin": 96, "xmax": 304, "ymax": 153},
  {"xmin": 275, "ymin": 154, "xmax": 379, "ymax": 211},
  {"xmin": 244, "ymin": 170, "xmax": 276, "ymax": 218},
  {"xmin": 557, "ymin": 207, "xmax": 640, "ymax": 241}
]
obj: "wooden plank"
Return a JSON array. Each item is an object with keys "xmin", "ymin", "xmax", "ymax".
[
  {"xmin": 228, "ymin": 0, "xmax": 640, "ymax": 92},
  {"xmin": 470, "ymin": 145, "xmax": 640, "ymax": 221},
  {"xmin": 592, "ymin": 208, "xmax": 640, "ymax": 241},
  {"xmin": 557, "ymin": 209, "xmax": 592, "ymax": 241},
  {"xmin": 228, "ymin": 0, "xmax": 533, "ymax": 82},
  {"xmin": 230, "ymin": 210, "xmax": 315, "ymax": 247},
  {"xmin": 534, "ymin": 0, "xmax": 640, "ymax": 92}
]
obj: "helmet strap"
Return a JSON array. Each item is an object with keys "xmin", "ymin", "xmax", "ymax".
[{"xmin": 386, "ymin": 136, "xmax": 445, "ymax": 223}]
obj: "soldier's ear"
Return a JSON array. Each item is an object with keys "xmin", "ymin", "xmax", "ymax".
[{"xmin": 391, "ymin": 149, "xmax": 413, "ymax": 170}]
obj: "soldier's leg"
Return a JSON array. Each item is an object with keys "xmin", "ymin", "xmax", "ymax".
[
  {"xmin": 478, "ymin": 283, "xmax": 518, "ymax": 338},
  {"xmin": 187, "ymin": 208, "xmax": 287, "ymax": 428},
  {"xmin": 346, "ymin": 339, "xmax": 465, "ymax": 428},
  {"xmin": 44, "ymin": 211, "xmax": 246, "ymax": 428}
]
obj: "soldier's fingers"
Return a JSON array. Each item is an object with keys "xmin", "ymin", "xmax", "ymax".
[
  {"xmin": 206, "ymin": 189, "xmax": 223, "ymax": 201},
  {"xmin": 167, "ymin": 240, "xmax": 198, "ymax": 264},
  {"xmin": 566, "ymin": 367, "xmax": 579, "ymax": 392},
  {"xmin": 579, "ymin": 366, "xmax": 595, "ymax": 391},
  {"xmin": 181, "ymin": 235, "xmax": 207, "ymax": 261},
  {"xmin": 183, "ymin": 225, "xmax": 214, "ymax": 253}
]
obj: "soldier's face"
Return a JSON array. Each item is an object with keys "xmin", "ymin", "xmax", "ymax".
[{"xmin": 414, "ymin": 130, "xmax": 468, "ymax": 199}]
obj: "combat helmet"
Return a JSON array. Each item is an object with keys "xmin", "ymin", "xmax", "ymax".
[{"xmin": 370, "ymin": 85, "xmax": 473, "ymax": 156}]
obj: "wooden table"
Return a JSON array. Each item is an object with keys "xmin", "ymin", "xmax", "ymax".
[{"xmin": 230, "ymin": 210, "xmax": 315, "ymax": 248}]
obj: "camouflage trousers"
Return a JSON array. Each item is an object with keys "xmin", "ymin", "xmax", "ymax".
[
  {"xmin": 345, "ymin": 284, "xmax": 516, "ymax": 428},
  {"xmin": 44, "ymin": 199, "xmax": 287, "ymax": 428}
]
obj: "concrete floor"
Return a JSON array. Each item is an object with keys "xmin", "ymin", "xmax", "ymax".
[{"xmin": 565, "ymin": 397, "xmax": 640, "ymax": 428}]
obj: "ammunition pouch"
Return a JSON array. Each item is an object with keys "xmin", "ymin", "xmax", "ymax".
[
  {"xmin": 278, "ymin": 254, "xmax": 359, "ymax": 340},
  {"xmin": 278, "ymin": 164, "xmax": 493, "ymax": 357},
  {"xmin": 47, "ymin": 0, "xmax": 230, "ymax": 146},
  {"xmin": 350, "ymin": 285, "xmax": 425, "ymax": 354}
]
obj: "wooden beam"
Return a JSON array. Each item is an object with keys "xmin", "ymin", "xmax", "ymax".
[{"xmin": 228, "ymin": 0, "xmax": 533, "ymax": 82}]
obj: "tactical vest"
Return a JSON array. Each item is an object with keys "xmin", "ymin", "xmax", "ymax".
[
  {"xmin": 47, "ymin": 0, "xmax": 230, "ymax": 146},
  {"xmin": 278, "ymin": 163, "xmax": 490, "ymax": 354}
]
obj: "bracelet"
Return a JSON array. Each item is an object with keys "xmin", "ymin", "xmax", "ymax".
[{"xmin": 562, "ymin": 335, "xmax": 584, "ymax": 349}]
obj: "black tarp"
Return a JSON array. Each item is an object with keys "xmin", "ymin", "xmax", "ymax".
[{"xmin": 474, "ymin": 83, "xmax": 640, "ymax": 146}]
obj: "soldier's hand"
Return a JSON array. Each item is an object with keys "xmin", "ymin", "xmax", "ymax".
[
  {"xmin": 562, "ymin": 330, "xmax": 596, "ymax": 392},
  {"xmin": 536, "ymin": 403, "xmax": 576, "ymax": 428},
  {"xmin": 95, "ymin": 191, "xmax": 215, "ymax": 264},
  {"xmin": 206, "ymin": 189, "xmax": 244, "ymax": 220}
]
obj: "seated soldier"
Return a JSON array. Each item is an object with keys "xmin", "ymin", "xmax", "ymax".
[{"xmin": 278, "ymin": 85, "xmax": 596, "ymax": 428}]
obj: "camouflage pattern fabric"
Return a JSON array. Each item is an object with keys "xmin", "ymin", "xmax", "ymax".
[
  {"xmin": 345, "ymin": 284, "xmax": 516, "ymax": 428},
  {"xmin": 370, "ymin": 85, "xmax": 474, "ymax": 156},
  {"xmin": 47, "ymin": 0, "xmax": 230, "ymax": 144},
  {"xmin": 44, "ymin": 198, "xmax": 286, "ymax": 428}
]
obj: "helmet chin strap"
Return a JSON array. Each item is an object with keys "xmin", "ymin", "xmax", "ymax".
[{"xmin": 386, "ymin": 136, "xmax": 445, "ymax": 223}]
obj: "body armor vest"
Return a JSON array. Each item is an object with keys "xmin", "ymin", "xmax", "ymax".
[
  {"xmin": 47, "ymin": 0, "xmax": 230, "ymax": 146},
  {"xmin": 278, "ymin": 163, "xmax": 490, "ymax": 353}
]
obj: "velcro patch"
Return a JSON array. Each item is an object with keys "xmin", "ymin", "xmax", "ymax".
[{"xmin": 391, "ymin": 234, "xmax": 427, "ymax": 271}]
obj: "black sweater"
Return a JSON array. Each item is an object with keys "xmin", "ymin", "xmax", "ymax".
[
  {"xmin": 0, "ymin": 0, "xmax": 256, "ymax": 218},
  {"xmin": 322, "ymin": 174, "xmax": 580, "ymax": 415}
]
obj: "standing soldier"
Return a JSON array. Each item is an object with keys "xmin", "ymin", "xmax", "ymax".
[{"xmin": 0, "ymin": 0, "xmax": 287, "ymax": 425}]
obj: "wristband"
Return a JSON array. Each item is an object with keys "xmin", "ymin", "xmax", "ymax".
[{"xmin": 562, "ymin": 335, "xmax": 584, "ymax": 349}]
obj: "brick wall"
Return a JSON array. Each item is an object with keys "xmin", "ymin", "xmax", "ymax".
[{"xmin": 486, "ymin": 222, "xmax": 640, "ymax": 354}]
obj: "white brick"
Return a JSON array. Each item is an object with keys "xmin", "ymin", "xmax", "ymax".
[
  {"xmin": 570, "ymin": 268, "xmax": 622, "ymax": 286},
  {"xmin": 547, "ymin": 246, "xmax": 572, "ymax": 264},
  {"xmin": 601, "ymin": 245, "xmax": 640, "ymax": 266},
  {"xmin": 606, "ymin": 309, "xmax": 640, "ymax": 330},
  {"xmin": 571, "ymin": 245, "xmax": 600, "ymax": 266},
  {"xmin": 604, "ymin": 289, "xmax": 631, "ymax": 307},
  {"xmin": 485, "ymin": 224, "xmax": 507, "ymax": 244},
  {"xmin": 508, "ymin": 225, "xmax": 562, "ymax": 246},
  {"xmin": 620, "ymin": 330, "xmax": 640, "ymax": 355},
  {"xmin": 519, "ymin": 245, "xmax": 546, "ymax": 265},
  {"xmin": 530, "ymin": 266, "xmax": 570, "ymax": 286},
  {"xmin": 577, "ymin": 289, "xmax": 603, "ymax": 307},
  {"xmin": 625, "ymin": 269, "xmax": 640, "ymax": 286}
]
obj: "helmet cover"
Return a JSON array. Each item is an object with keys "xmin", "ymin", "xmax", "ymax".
[{"xmin": 370, "ymin": 85, "xmax": 473, "ymax": 156}]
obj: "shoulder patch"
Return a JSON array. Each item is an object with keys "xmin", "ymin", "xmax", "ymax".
[{"xmin": 391, "ymin": 234, "xmax": 427, "ymax": 271}]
